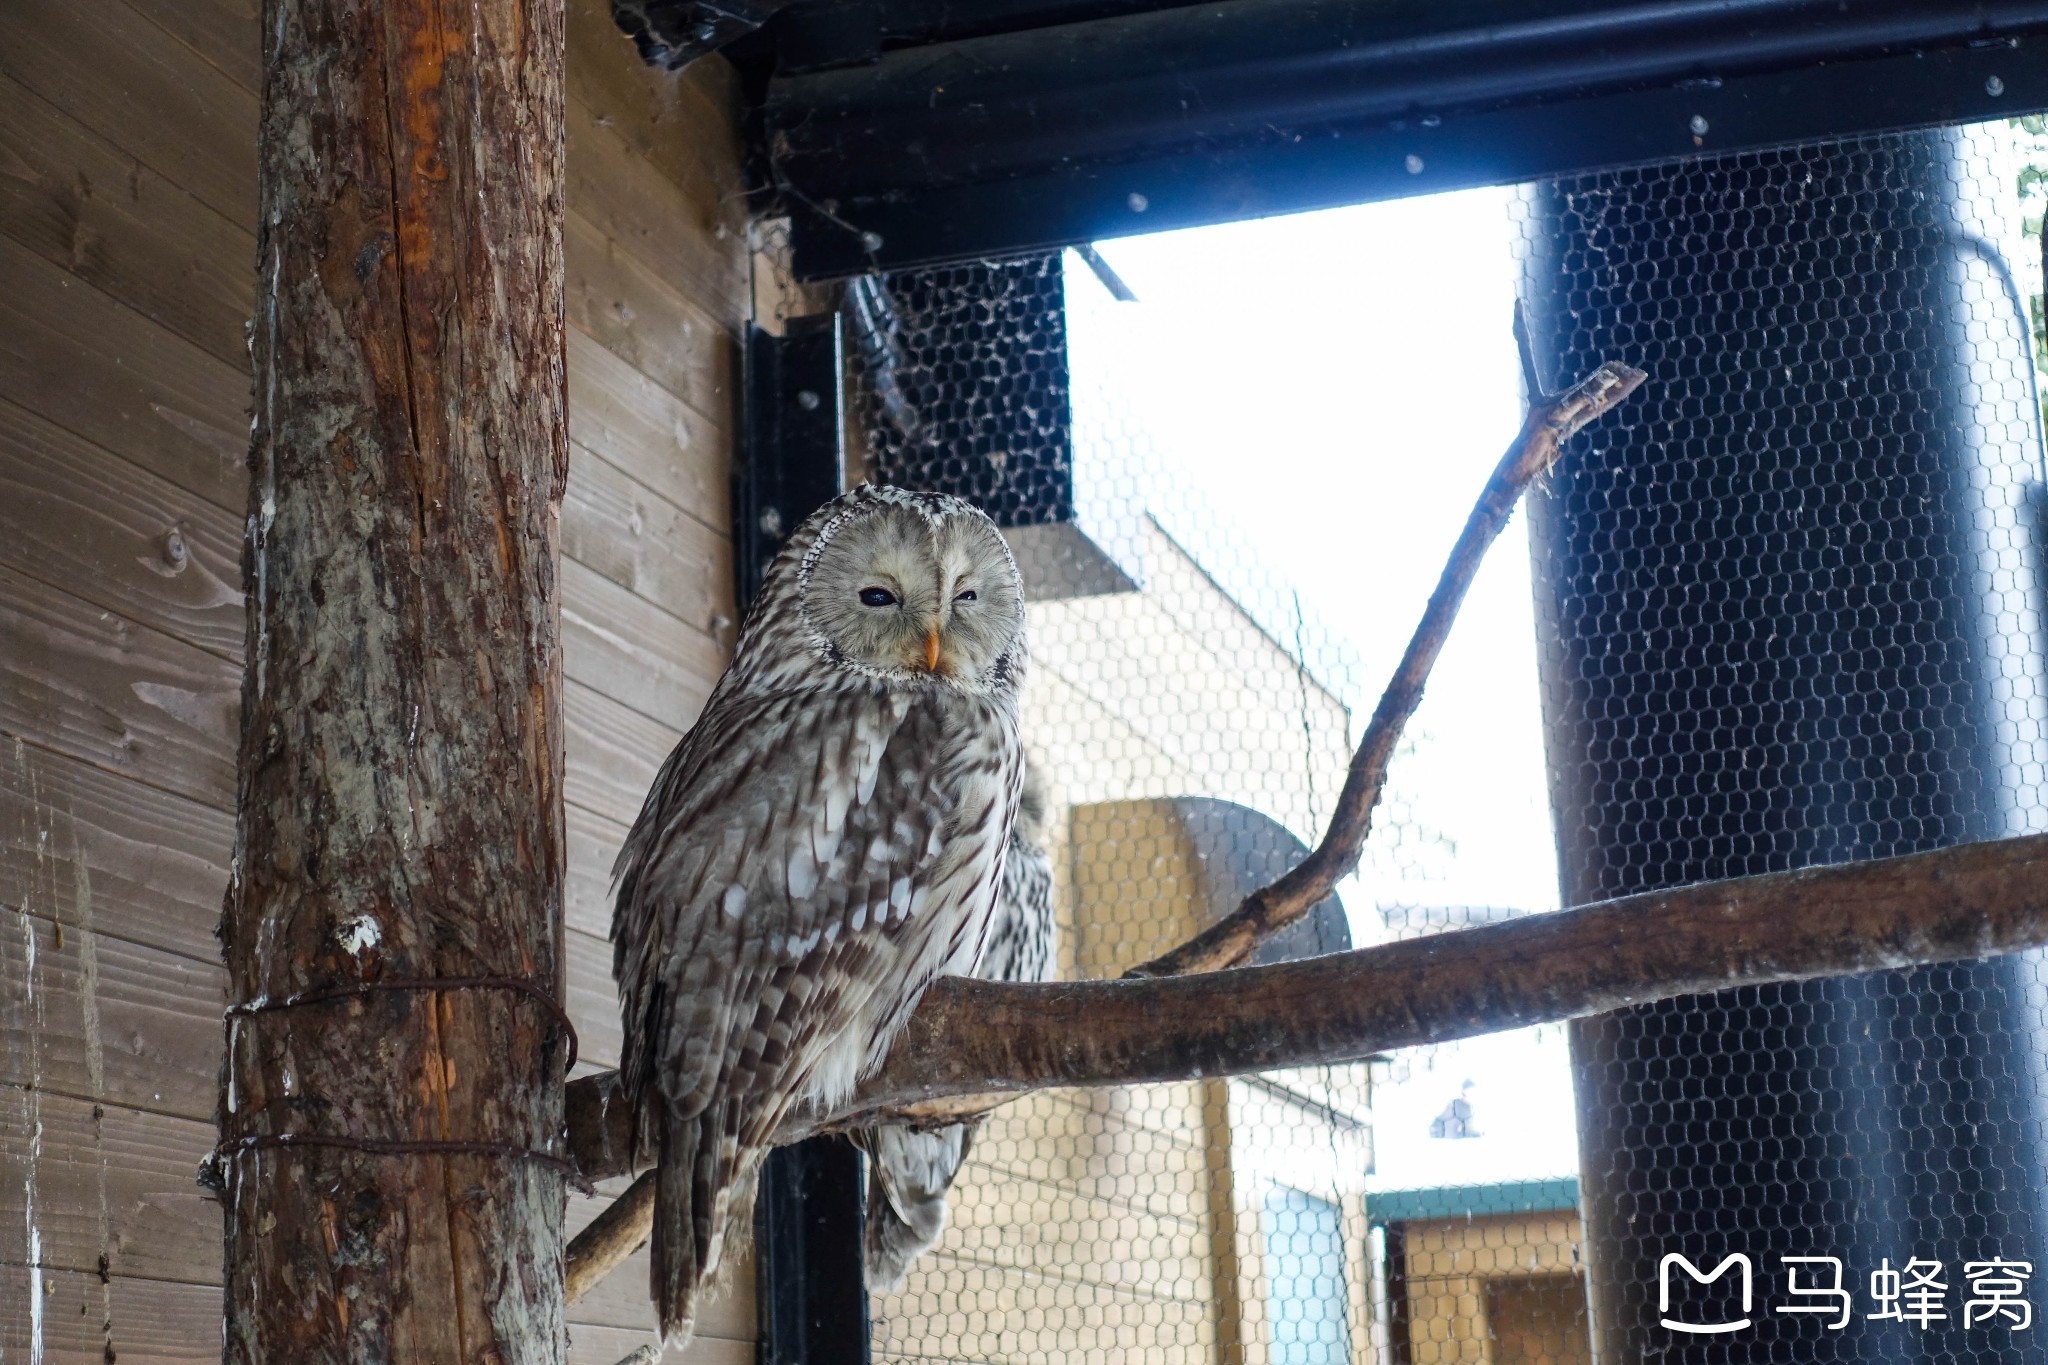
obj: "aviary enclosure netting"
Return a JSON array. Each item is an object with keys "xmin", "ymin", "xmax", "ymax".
[{"xmin": 823, "ymin": 115, "xmax": 2048, "ymax": 1365}]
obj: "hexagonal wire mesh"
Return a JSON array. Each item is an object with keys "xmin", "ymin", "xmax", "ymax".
[
  {"xmin": 1517, "ymin": 122, "xmax": 2048, "ymax": 1365},
  {"xmin": 832, "ymin": 116, "xmax": 2048, "ymax": 1365}
]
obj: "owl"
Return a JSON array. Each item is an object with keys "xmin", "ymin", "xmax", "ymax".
[
  {"xmin": 610, "ymin": 484, "xmax": 1028, "ymax": 1343},
  {"xmin": 855, "ymin": 762, "xmax": 1057, "ymax": 1291}
]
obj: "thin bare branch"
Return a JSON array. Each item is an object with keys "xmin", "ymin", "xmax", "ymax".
[
  {"xmin": 566, "ymin": 1172, "xmax": 658, "ymax": 1303},
  {"xmin": 1126, "ymin": 357, "xmax": 1644, "ymax": 978}
]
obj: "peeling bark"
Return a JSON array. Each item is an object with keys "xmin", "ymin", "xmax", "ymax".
[{"xmin": 223, "ymin": 2, "xmax": 569, "ymax": 1361}]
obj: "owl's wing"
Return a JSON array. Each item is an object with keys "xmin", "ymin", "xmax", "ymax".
[
  {"xmin": 611, "ymin": 685, "xmax": 966, "ymax": 1122},
  {"xmin": 978, "ymin": 834, "xmax": 1056, "ymax": 985},
  {"xmin": 854, "ymin": 816, "xmax": 1052, "ymax": 1291}
]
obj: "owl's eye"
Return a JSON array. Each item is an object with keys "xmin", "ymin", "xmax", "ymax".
[
  {"xmin": 858, "ymin": 586, "xmax": 897, "ymax": 607},
  {"xmin": 955, "ymin": 589, "xmax": 978, "ymax": 602}
]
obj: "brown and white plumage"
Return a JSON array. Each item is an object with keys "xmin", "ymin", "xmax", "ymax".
[
  {"xmin": 855, "ymin": 764, "xmax": 1056, "ymax": 1291},
  {"xmin": 611, "ymin": 485, "xmax": 1027, "ymax": 1343}
]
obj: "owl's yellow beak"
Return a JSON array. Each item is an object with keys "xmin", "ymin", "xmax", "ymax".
[{"xmin": 924, "ymin": 627, "xmax": 943, "ymax": 672}]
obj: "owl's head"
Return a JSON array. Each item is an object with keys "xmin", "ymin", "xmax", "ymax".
[{"xmin": 783, "ymin": 486, "xmax": 1026, "ymax": 690}]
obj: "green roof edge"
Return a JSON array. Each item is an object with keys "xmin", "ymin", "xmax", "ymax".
[{"xmin": 1366, "ymin": 1176, "xmax": 1581, "ymax": 1226}]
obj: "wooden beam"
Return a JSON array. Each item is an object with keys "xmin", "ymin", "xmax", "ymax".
[{"xmin": 222, "ymin": 1, "xmax": 570, "ymax": 1360}]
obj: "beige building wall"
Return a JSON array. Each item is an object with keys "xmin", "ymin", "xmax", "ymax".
[
  {"xmin": 1396, "ymin": 1211, "xmax": 1590, "ymax": 1365},
  {"xmin": 1024, "ymin": 516, "xmax": 1354, "ymax": 849}
]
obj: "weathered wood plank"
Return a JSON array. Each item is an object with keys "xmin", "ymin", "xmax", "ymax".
[
  {"xmin": 0, "ymin": 1266, "xmax": 220, "ymax": 1364},
  {"xmin": 0, "ymin": 910, "xmax": 669, "ymax": 1158},
  {"xmin": 570, "ymin": 1322, "xmax": 753, "ymax": 1365},
  {"xmin": 0, "ymin": 567, "xmax": 240, "ymax": 812},
  {"xmin": 567, "ymin": 924, "xmax": 623, "ymax": 1073},
  {"xmin": 0, "ymin": 396, "xmax": 244, "ymax": 661},
  {"xmin": 0, "ymin": 1098, "xmax": 776, "ymax": 1326},
  {"xmin": 567, "ymin": 799, "xmax": 629, "ymax": 943},
  {"xmin": 0, "ymin": 0, "xmax": 754, "ymax": 1356},
  {"xmin": 0, "ymin": 1120, "xmax": 754, "ymax": 1356},
  {"xmin": 122, "ymin": 0, "xmax": 262, "ymax": 95},
  {"xmin": 0, "ymin": 566, "xmax": 689, "ymax": 840},
  {"xmin": 0, "ymin": 234, "xmax": 248, "ymax": 513},
  {"xmin": 568, "ymin": 325, "xmax": 727, "ymax": 532},
  {"xmin": 0, "ymin": 72, "xmax": 254, "ymax": 367},
  {"xmin": 0, "ymin": 905, "xmax": 222, "ymax": 1121},
  {"xmin": 565, "ymin": 679, "xmax": 681, "ymax": 830},
  {"xmin": 0, "ymin": 1089, "xmax": 218, "ymax": 1285},
  {"xmin": 563, "ymin": 0, "xmax": 747, "ymax": 268},
  {"xmin": 566, "ymin": 94, "xmax": 747, "ymax": 329},
  {"xmin": 0, "ymin": 904, "xmax": 646, "ymax": 1156},
  {"xmin": 0, "ymin": 1184, "xmax": 751, "ymax": 1358},
  {"xmin": 0, "ymin": 740, "xmax": 231, "ymax": 963},
  {"xmin": 0, "ymin": 0, "xmax": 258, "ymax": 226},
  {"xmin": 563, "ymin": 556, "xmax": 723, "ymax": 736},
  {"xmin": 566, "ymin": 439, "xmax": 737, "ymax": 642},
  {"xmin": 567, "ymin": 209, "xmax": 734, "ymax": 429},
  {"xmin": 565, "ymin": 1182, "xmax": 756, "ymax": 1338},
  {"xmin": 0, "ymin": 1102, "xmax": 745, "ymax": 1355}
]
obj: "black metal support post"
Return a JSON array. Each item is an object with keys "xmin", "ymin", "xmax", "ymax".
[
  {"xmin": 737, "ymin": 314, "xmax": 847, "ymax": 604},
  {"xmin": 739, "ymin": 313, "xmax": 871, "ymax": 1364},
  {"xmin": 757, "ymin": 1137, "xmax": 872, "ymax": 1365},
  {"xmin": 1523, "ymin": 129, "xmax": 2048, "ymax": 1362}
]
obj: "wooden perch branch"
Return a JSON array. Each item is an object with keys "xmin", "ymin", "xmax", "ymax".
[
  {"xmin": 571, "ymin": 829, "xmax": 2048, "ymax": 1180},
  {"xmin": 561, "ymin": 347, "xmax": 1646, "ymax": 1309},
  {"xmin": 566, "ymin": 1176, "xmax": 657, "ymax": 1304}
]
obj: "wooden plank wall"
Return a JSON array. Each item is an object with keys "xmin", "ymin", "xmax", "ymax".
[{"xmin": 0, "ymin": 0, "xmax": 752, "ymax": 1358}]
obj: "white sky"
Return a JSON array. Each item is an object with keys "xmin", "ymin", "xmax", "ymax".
[
  {"xmin": 1063, "ymin": 187, "xmax": 1580, "ymax": 1188},
  {"xmin": 1068, "ymin": 187, "xmax": 1560, "ymax": 915}
]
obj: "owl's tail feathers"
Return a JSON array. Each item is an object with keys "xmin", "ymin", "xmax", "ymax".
[
  {"xmin": 651, "ymin": 1109, "xmax": 705, "ymax": 1346},
  {"xmin": 650, "ymin": 1102, "xmax": 742, "ymax": 1346},
  {"xmin": 856, "ymin": 1122, "xmax": 972, "ymax": 1293}
]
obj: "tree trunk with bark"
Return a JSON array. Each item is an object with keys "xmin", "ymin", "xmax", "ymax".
[{"xmin": 221, "ymin": 2, "xmax": 569, "ymax": 1360}]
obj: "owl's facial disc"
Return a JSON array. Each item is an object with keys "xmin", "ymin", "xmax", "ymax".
[{"xmin": 804, "ymin": 501, "xmax": 1024, "ymax": 684}]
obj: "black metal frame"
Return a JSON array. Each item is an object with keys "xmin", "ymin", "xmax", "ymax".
[
  {"xmin": 737, "ymin": 315, "xmax": 871, "ymax": 1365},
  {"xmin": 1381, "ymin": 1222, "xmax": 1414, "ymax": 1365},
  {"xmin": 713, "ymin": 0, "xmax": 2048, "ymax": 278},
  {"xmin": 756, "ymin": 1137, "xmax": 872, "ymax": 1365},
  {"xmin": 735, "ymin": 314, "xmax": 847, "ymax": 606}
]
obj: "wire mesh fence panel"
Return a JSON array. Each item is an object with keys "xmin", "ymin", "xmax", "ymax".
[
  {"xmin": 1516, "ymin": 120, "xmax": 2048, "ymax": 1365},
  {"xmin": 833, "ymin": 113, "xmax": 2048, "ymax": 1365}
]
